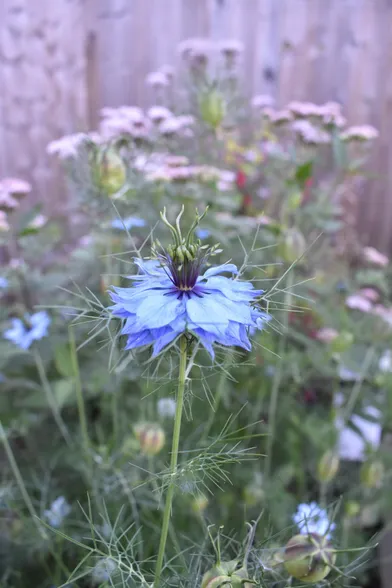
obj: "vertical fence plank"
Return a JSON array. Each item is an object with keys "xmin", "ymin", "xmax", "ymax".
[{"xmin": 1, "ymin": 0, "xmax": 392, "ymax": 250}]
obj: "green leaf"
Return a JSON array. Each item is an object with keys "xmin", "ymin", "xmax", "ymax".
[
  {"xmin": 55, "ymin": 344, "xmax": 74, "ymax": 377},
  {"xmin": 294, "ymin": 160, "xmax": 313, "ymax": 187}
]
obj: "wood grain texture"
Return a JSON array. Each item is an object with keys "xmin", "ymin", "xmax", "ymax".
[{"xmin": 0, "ymin": 0, "xmax": 391, "ymax": 250}]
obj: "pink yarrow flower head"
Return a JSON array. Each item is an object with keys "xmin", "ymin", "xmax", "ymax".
[
  {"xmin": 251, "ymin": 94, "xmax": 275, "ymax": 110},
  {"xmin": 178, "ymin": 38, "xmax": 214, "ymax": 68},
  {"xmin": 0, "ymin": 177, "xmax": 31, "ymax": 198},
  {"xmin": 315, "ymin": 327, "xmax": 339, "ymax": 343},
  {"xmin": 340, "ymin": 125, "xmax": 379, "ymax": 142},
  {"xmin": 145, "ymin": 71, "xmax": 170, "ymax": 88},
  {"xmin": 108, "ymin": 207, "xmax": 270, "ymax": 359},
  {"xmin": 362, "ymin": 246, "xmax": 389, "ymax": 267},
  {"xmin": 345, "ymin": 294, "xmax": 373, "ymax": 313},
  {"xmin": 47, "ymin": 133, "xmax": 92, "ymax": 159},
  {"xmin": 147, "ymin": 106, "xmax": 173, "ymax": 123}
]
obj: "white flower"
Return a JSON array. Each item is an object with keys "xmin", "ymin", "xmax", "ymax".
[
  {"xmin": 44, "ymin": 496, "xmax": 71, "ymax": 528},
  {"xmin": 157, "ymin": 398, "xmax": 177, "ymax": 418},
  {"xmin": 92, "ymin": 558, "xmax": 117, "ymax": 583},
  {"xmin": 0, "ymin": 177, "xmax": 31, "ymax": 195},
  {"xmin": 178, "ymin": 38, "xmax": 214, "ymax": 61},
  {"xmin": 293, "ymin": 502, "xmax": 335, "ymax": 537}
]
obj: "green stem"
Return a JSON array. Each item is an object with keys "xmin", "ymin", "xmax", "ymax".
[
  {"xmin": 0, "ymin": 421, "xmax": 47, "ymax": 538},
  {"xmin": 153, "ymin": 336, "xmax": 187, "ymax": 587},
  {"xmin": 34, "ymin": 350, "xmax": 72, "ymax": 447},
  {"xmin": 202, "ymin": 349, "xmax": 233, "ymax": 443},
  {"xmin": 69, "ymin": 328, "xmax": 91, "ymax": 466},
  {"xmin": 264, "ymin": 270, "xmax": 294, "ymax": 479}
]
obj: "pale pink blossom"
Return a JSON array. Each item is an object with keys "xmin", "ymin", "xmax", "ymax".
[
  {"xmin": 288, "ymin": 101, "xmax": 324, "ymax": 118},
  {"xmin": 164, "ymin": 155, "xmax": 190, "ymax": 167},
  {"xmin": 159, "ymin": 115, "xmax": 194, "ymax": 135},
  {"xmin": 159, "ymin": 64, "xmax": 175, "ymax": 81},
  {"xmin": 358, "ymin": 288, "xmax": 380, "ymax": 303},
  {"xmin": 292, "ymin": 120, "xmax": 330, "ymax": 144},
  {"xmin": 363, "ymin": 246, "xmax": 389, "ymax": 267},
  {"xmin": 145, "ymin": 71, "xmax": 170, "ymax": 88},
  {"xmin": 268, "ymin": 109, "xmax": 293, "ymax": 124},
  {"xmin": 219, "ymin": 39, "xmax": 243, "ymax": 64},
  {"xmin": 251, "ymin": 94, "xmax": 275, "ymax": 110},
  {"xmin": 47, "ymin": 133, "xmax": 90, "ymax": 158},
  {"xmin": 340, "ymin": 125, "xmax": 379, "ymax": 142},
  {"xmin": 345, "ymin": 294, "xmax": 373, "ymax": 313},
  {"xmin": 178, "ymin": 38, "xmax": 214, "ymax": 61},
  {"xmin": 1, "ymin": 177, "xmax": 31, "ymax": 196},
  {"xmin": 256, "ymin": 214, "xmax": 273, "ymax": 226},
  {"xmin": 315, "ymin": 327, "xmax": 339, "ymax": 343},
  {"xmin": 147, "ymin": 106, "xmax": 173, "ymax": 123},
  {"xmin": 319, "ymin": 102, "xmax": 346, "ymax": 127}
]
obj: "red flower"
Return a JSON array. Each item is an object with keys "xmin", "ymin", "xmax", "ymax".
[{"xmin": 235, "ymin": 169, "xmax": 247, "ymax": 189}]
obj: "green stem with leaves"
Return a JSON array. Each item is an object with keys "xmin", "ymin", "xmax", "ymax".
[{"xmin": 153, "ymin": 335, "xmax": 188, "ymax": 587}]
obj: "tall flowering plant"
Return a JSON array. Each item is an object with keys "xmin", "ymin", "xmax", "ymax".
[{"xmin": 108, "ymin": 206, "xmax": 270, "ymax": 585}]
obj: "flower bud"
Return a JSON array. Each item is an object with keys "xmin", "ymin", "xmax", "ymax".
[
  {"xmin": 280, "ymin": 228, "xmax": 306, "ymax": 263},
  {"xmin": 97, "ymin": 149, "xmax": 127, "ymax": 195},
  {"xmin": 284, "ymin": 533, "xmax": 336, "ymax": 583},
  {"xmin": 360, "ymin": 460, "xmax": 384, "ymax": 489},
  {"xmin": 330, "ymin": 331, "xmax": 354, "ymax": 354},
  {"xmin": 317, "ymin": 450, "xmax": 340, "ymax": 483},
  {"xmin": 134, "ymin": 422, "xmax": 165, "ymax": 456},
  {"xmin": 345, "ymin": 501, "xmax": 360, "ymax": 518},
  {"xmin": 191, "ymin": 493, "xmax": 209, "ymax": 514},
  {"xmin": 199, "ymin": 89, "xmax": 226, "ymax": 129}
]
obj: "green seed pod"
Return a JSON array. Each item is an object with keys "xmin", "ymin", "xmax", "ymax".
[
  {"xmin": 284, "ymin": 533, "xmax": 336, "ymax": 583},
  {"xmin": 360, "ymin": 460, "xmax": 384, "ymax": 489},
  {"xmin": 98, "ymin": 149, "xmax": 127, "ymax": 195},
  {"xmin": 280, "ymin": 228, "xmax": 306, "ymax": 263},
  {"xmin": 317, "ymin": 450, "xmax": 340, "ymax": 483},
  {"xmin": 199, "ymin": 89, "xmax": 226, "ymax": 129},
  {"xmin": 330, "ymin": 331, "xmax": 354, "ymax": 353},
  {"xmin": 201, "ymin": 561, "xmax": 254, "ymax": 588},
  {"xmin": 133, "ymin": 422, "xmax": 165, "ymax": 456}
]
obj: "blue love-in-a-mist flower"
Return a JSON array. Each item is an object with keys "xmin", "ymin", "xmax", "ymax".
[
  {"xmin": 4, "ymin": 311, "xmax": 51, "ymax": 350},
  {"xmin": 109, "ymin": 209, "xmax": 270, "ymax": 358},
  {"xmin": 0, "ymin": 277, "xmax": 8, "ymax": 289},
  {"xmin": 44, "ymin": 496, "xmax": 71, "ymax": 528},
  {"xmin": 111, "ymin": 216, "xmax": 146, "ymax": 231},
  {"xmin": 293, "ymin": 502, "xmax": 336, "ymax": 538},
  {"xmin": 195, "ymin": 227, "xmax": 210, "ymax": 239}
]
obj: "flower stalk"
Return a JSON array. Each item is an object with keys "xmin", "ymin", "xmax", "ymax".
[{"xmin": 153, "ymin": 335, "xmax": 188, "ymax": 587}]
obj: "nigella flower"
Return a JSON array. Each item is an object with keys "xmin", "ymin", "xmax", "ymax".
[
  {"xmin": 111, "ymin": 216, "xmax": 146, "ymax": 231},
  {"xmin": 4, "ymin": 311, "xmax": 51, "ymax": 350},
  {"xmin": 0, "ymin": 277, "xmax": 8, "ymax": 289},
  {"xmin": 44, "ymin": 496, "xmax": 71, "ymax": 528},
  {"xmin": 293, "ymin": 502, "xmax": 335, "ymax": 538},
  {"xmin": 109, "ymin": 208, "xmax": 270, "ymax": 358},
  {"xmin": 92, "ymin": 558, "xmax": 117, "ymax": 583},
  {"xmin": 195, "ymin": 228, "xmax": 210, "ymax": 240}
]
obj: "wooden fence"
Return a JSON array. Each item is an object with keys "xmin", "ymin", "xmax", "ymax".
[{"xmin": 1, "ymin": 0, "xmax": 392, "ymax": 251}]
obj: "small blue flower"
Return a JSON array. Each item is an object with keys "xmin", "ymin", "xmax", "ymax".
[
  {"xmin": 293, "ymin": 502, "xmax": 335, "ymax": 538},
  {"xmin": 111, "ymin": 216, "xmax": 146, "ymax": 231},
  {"xmin": 92, "ymin": 558, "xmax": 117, "ymax": 583},
  {"xmin": 109, "ymin": 258, "xmax": 270, "ymax": 359},
  {"xmin": 0, "ymin": 277, "xmax": 8, "ymax": 289},
  {"xmin": 195, "ymin": 228, "xmax": 210, "ymax": 239},
  {"xmin": 4, "ymin": 311, "xmax": 51, "ymax": 349},
  {"xmin": 44, "ymin": 496, "xmax": 71, "ymax": 528},
  {"xmin": 157, "ymin": 397, "xmax": 177, "ymax": 418}
]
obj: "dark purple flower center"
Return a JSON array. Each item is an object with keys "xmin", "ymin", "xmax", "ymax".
[{"xmin": 160, "ymin": 252, "xmax": 207, "ymax": 299}]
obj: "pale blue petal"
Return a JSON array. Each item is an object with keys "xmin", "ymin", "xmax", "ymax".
[
  {"xmin": 202, "ymin": 264, "xmax": 238, "ymax": 279},
  {"xmin": 186, "ymin": 296, "xmax": 230, "ymax": 332},
  {"xmin": 152, "ymin": 329, "xmax": 180, "ymax": 356},
  {"xmin": 135, "ymin": 292, "xmax": 185, "ymax": 329}
]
